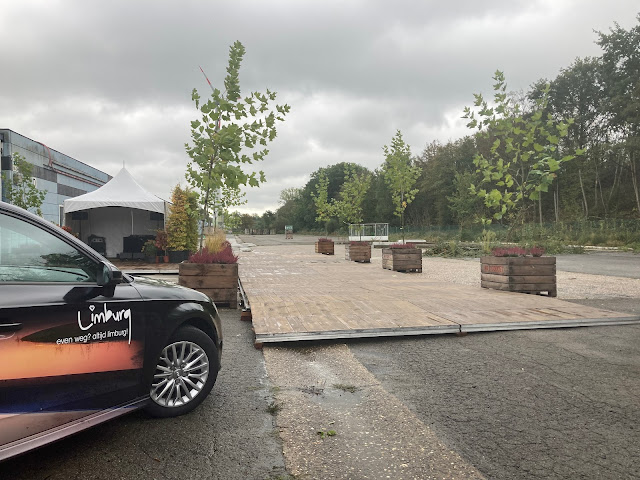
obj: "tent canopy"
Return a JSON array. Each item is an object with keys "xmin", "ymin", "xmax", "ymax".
[{"xmin": 64, "ymin": 167, "xmax": 165, "ymax": 214}]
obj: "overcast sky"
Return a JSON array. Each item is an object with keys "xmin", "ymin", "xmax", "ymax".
[{"xmin": 1, "ymin": 1, "xmax": 638, "ymax": 214}]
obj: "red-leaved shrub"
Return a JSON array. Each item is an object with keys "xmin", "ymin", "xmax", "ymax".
[
  {"xmin": 188, "ymin": 245, "xmax": 238, "ymax": 264},
  {"xmin": 388, "ymin": 243, "xmax": 416, "ymax": 249},
  {"xmin": 530, "ymin": 246, "xmax": 545, "ymax": 257},
  {"xmin": 317, "ymin": 237, "xmax": 333, "ymax": 242},
  {"xmin": 492, "ymin": 246, "xmax": 545, "ymax": 257},
  {"xmin": 349, "ymin": 241, "xmax": 369, "ymax": 246}
]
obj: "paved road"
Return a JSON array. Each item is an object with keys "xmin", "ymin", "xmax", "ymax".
[
  {"xmin": 556, "ymin": 251, "xmax": 640, "ymax": 278},
  {"xmin": 0, "ymin": 309, "xmax": 290, "ymax": 480}
]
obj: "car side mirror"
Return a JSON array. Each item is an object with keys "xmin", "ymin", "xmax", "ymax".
[{"xmin": 97, "ymin": 261, "xmax": 123, "ymax": 287}]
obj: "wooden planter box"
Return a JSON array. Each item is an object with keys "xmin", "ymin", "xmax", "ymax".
[
  {"xmin": 315, "ymin": 240, "xmax": 334, "ymax": 255},
  {"xmin": 345, "ymin": 244, "xmax": 371, "ymax": 263},
  {"xmin": 178, "ymin": 263, "xmax": 238, "ymax": 308},
  {"xmin": 382, "ymin": 248, "xmax": 422, "ymax": 272},
  {"xmin": 481, "ymin": 256, "xmax": 556, "ymax": 297}
]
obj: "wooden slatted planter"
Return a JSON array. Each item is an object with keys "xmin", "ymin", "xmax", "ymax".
[
  {"xmin": 481, "ymin": 256, "xmax": 556, "ymax": 297},
  {"xmin": 315, "ymin": 240, "xmax": 334, "ymax": 255},
  {"xmin": 345, "ymin": 244, "xmax": 371, "ymax": 263},
  {"xmin": 382, "ymin": 248, "xmax": 422, "ymax": 273},
  {"xmin": 178, "ymin": 263, "xmax": 238, "ymax": 308}
]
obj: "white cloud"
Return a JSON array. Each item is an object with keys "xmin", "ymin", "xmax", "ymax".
[{"xmin": 0, "ymin": 0, "xmax": 638, "ymax": 215}]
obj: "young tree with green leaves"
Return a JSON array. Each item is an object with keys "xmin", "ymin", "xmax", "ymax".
[
  {"xmin": 310, "ymin": 171, "xmax": 335, "ymax": 234},
  {"xmin": 186, "ymin": 40, "xmax": 290, "ymax": 247},
  {"xmin": 464, "ymin": 70, "xmax": 581, "ymax": 227},
  {"xmin": 382, "ymin": 130, "xmax": 420, "ymax": 243},
  {"xmin": 2, "ymin": 153, "xmax": 47, "ymax": 216},
  {"xmin": 333, "ymin": 164, "xmax": 372, "ymax": 234}
]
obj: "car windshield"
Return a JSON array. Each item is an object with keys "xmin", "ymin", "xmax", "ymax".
[{"xmin": 0, "ymin": 212, "xmax": 97, "ymax": 283}]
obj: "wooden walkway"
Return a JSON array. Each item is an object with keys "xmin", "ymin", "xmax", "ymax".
[{"xmin": 238, "ymin": 245, "xmax": 640, "ymax": 345}]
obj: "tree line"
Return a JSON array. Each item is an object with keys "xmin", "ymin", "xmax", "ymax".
[{"xmin": 242, "ymin": 14, "xmax": 640, "ymax": 235}]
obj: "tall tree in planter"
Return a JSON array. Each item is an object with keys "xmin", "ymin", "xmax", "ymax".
[
  {"xmin": 382, "ymin": 131, "xmax": 420, "ymax": 243},
  {"xmin": 186, "ymin": 41, "xmax": 290, "ymax": 247},
  {"xmin": 333, "ymin": 164, "xmax": 372, "ymax": 236},
  {"xmin": 2, "ymin": 153, "xmax": 47, "ymax": 216},
  {"xmin": 311, "ymin": 171, "xmax": 335, "ymax": 234},
  {"xmin": 463, "ymin": 70, "xmax": 581, "ymax": 228}
]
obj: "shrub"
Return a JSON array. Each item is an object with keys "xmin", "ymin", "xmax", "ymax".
[
  {"xmin": 142, "ymin": 239, "xmax": 157, "ymax": 257},
  {"xmin": 155, "ymin": 230, "xmax": 168, "ymax": 254},
  {"xmin": 317, "ymin": 237, "xmax": 333, "ymax": 242},
  {"xmin": 492, "ymin": 247, "xmax": 528, "ymax": 257},
  {"xmin": 349, "ymin": 241, "xmax": 369, "ymax": 246},
  {"xmin": 388, "ymin": 243, "xmax": 416, "ymax": 249},
  {"xmin": 188, "ymin": 244, "xmax": 238, "ymax": 264},
  {"xmin": 205, "ymin": 230, "xmax": 228, "ymax": 254},
  {"xmin": 492, "ymin": 246, "xmax": 545, "ymax": 257}
]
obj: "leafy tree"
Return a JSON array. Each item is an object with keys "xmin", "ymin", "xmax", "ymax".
[
  {"xmin": 2, "ymin": 153, "xmax": 47, "ymax": 216},
  {"xmin": 597, "ymin": 15, "xmax": 640, "ymax": 215},
  {"xmin": 239, "ymin": 214, "xmax": 254, "ymax": 231},
  {"xmin": 310, "ymin": 171, "xmax": 335, "ymax": 234},
  {"xmin": 447, "ymin": 171, "xmax": 482, "ymax": 228},
  {"xmin": 333, "ymin": 164, "xmax": 372, "ymax": 232},
  {"xmin": 185, "ymin": 189, "xmax": 200, "ymax": 251},
  {"xmin": 464, "ymin": 71, "xmax": 580, "ymax": 227},
  {"xmin": 166, "ymin": 185, "xmax": 197, "ymax": 252},
  {"xmin": 224, "ymin": 210, "xmax": 242, "ymax": 232},
  {"xmin": 382, "ymin": 130, "xmax": 420, "ymax": 242},
  {"xmin": 279, "ymin": 187, "xmax": 302, "ymax": 205},
  {"xmin": 186, "ymin": 41, "xmax": 290, "ymax": 246}
]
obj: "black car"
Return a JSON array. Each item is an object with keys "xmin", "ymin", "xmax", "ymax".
[{"xmin": 0, "ymin": 201, "xmax": 222, "ymax": 461}]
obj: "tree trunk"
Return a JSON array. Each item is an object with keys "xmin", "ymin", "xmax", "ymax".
[
  {"xmin": 538, "ymin": 195, "xmax": 542, "ymax": 226},
  {"xmin": 578, "ymin": 168, "xmax": 588, "ymax": 218},
  {"xmin": 630, "ymin": 150, "xmax": 640, "ymax": 217}
]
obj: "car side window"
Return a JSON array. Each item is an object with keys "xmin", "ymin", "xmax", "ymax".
[{"xmin": 0, "ymin": 212, "xmax": 98, "ymax": 283}]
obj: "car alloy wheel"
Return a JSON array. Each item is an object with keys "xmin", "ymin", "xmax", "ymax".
[
  {"xmin": 151, "ymin": 340, "xmax": 209, "ymax": 408},
  {"xmin": 146, "ymin": 326, "xmax": 219, "ymax": 417}
]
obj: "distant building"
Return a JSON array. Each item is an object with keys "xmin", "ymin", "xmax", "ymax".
[{"xmin": 0, "ymin": 129, "xmax": 110, "ymax": 224}]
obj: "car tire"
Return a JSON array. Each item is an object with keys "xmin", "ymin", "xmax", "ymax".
[{"xmin": 145, "ymin": 325, "xmax": 219, "ymax": 418}]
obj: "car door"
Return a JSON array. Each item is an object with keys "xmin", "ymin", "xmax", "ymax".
[{"xmin": 0, "ymin": 209, "xmax": 146, "ymax": 452}]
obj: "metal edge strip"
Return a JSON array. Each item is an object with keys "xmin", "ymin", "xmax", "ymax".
[
  {"xmin": 461, "ymin": 316, "xmax": 640, "ymax": 333},
  {"xmin": 255, "ymin": 325, "xmax": 461, "ymax": 343}
]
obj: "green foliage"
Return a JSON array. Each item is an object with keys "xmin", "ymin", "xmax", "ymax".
[
  {"xmin": 310, "ymin": 171, "xmax": 335, "ymax": 233},
  {"xmin": 141, "ymin": 239, "xmax": 157, "ymax": 257},
  {"xmin": 224, "ymin": 210, "xmax": 242, "ymax": 231},
  {"xmin": 382, "ymin": 130, "xmax": 420, "ymax": 219},
  {"xmin": 166, "ymin": 184, "xmax": 197, "ymax": 251},
  {"xmin": 2, "ymin": 153, "xmax": 47, "ymax": 216},
  {"xmin": 464, "ymin": 71, "xmax": 580, "ymax": 225},
  {"xmin": 332, "ymin": 164, "xmax": 372, "ymax": 227},
  {"xmin": 186, "ymin": 41, "xmax": 290, "ymax": 243}
]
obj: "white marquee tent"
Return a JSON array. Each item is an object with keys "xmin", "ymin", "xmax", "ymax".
[{"xmin": 63, "ymin": 167, "xmax": 168, "ymax": 258}]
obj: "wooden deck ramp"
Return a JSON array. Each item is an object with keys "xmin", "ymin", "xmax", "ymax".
[{"xmin": 238, "ymin": 245, "xmax": 640, "ymax": 345}]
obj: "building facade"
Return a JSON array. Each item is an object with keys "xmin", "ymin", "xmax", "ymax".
[{"xmin": 0, "ymin": 129, "xmax": 110, "ymax": 224}]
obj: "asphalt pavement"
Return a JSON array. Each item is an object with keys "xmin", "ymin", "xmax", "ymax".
[
  {"xmin": 3, "ymin": 241, "xmax": 639, "ymax": 480},
  {"xmin": 0, "ymin": 309, "xmax": 291, "ymax": 480}
]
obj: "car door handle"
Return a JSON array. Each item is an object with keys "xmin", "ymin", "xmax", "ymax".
[{"xmin": 0, "ymin": 322, "xmax": 22, "ymax": 332}]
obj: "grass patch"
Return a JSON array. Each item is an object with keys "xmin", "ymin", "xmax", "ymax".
[
  {"xmin": 266, "ymin": 402, "xmax": 282, "ymax": 415},
  {"xmin": 332, "ymin": 383, "xmax": 358, "ymax": 393}
]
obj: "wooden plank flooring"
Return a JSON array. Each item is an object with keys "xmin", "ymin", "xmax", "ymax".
[{"xmin": 238, "ymin": 244, "xmax": 640, "ymax": 344}]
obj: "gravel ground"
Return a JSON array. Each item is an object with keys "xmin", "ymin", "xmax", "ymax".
[{"xmin": 416, "ymin": 256, "xmax": 640, "ymax": 300}]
